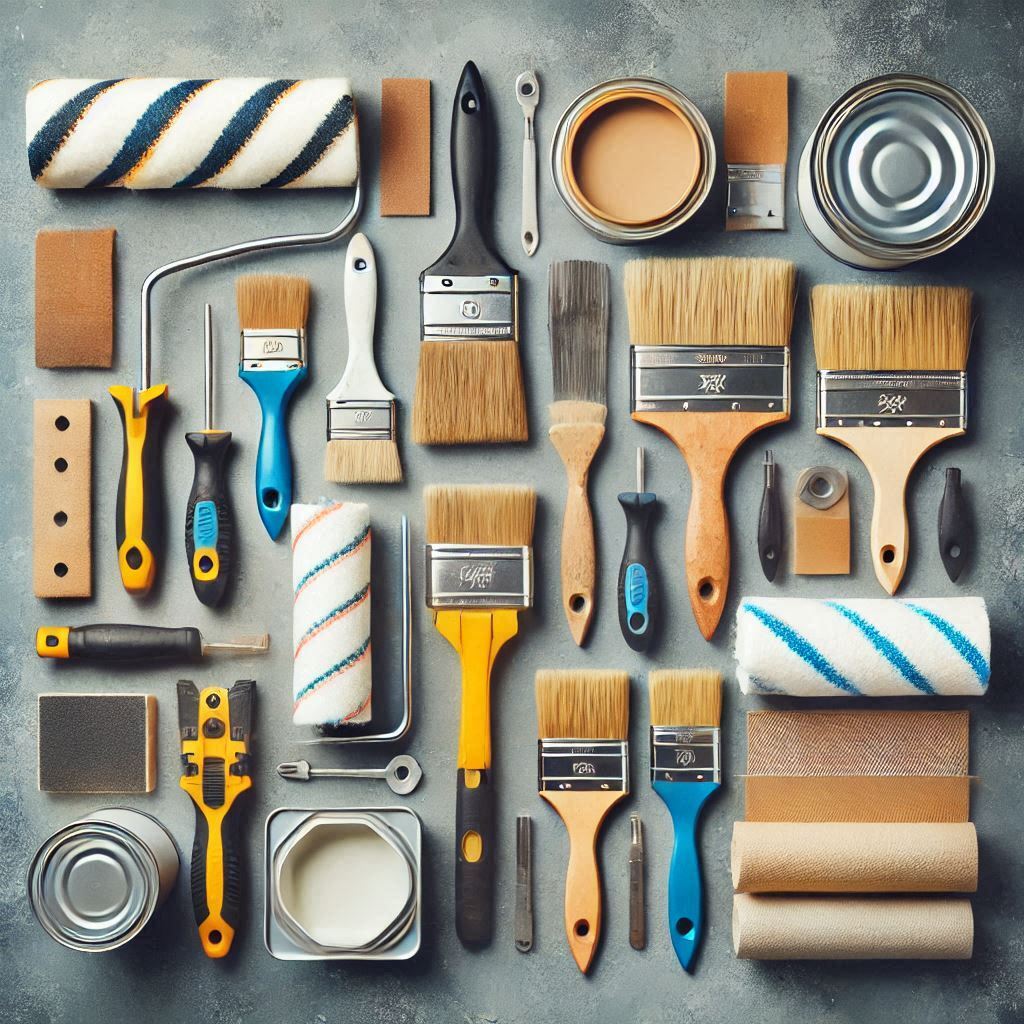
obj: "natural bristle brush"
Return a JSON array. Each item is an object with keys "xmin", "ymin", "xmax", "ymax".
[
  {"xmin": 536, "ymin": 669, "xmax": 629, "ymax": 974},
  {"xmin": 625, "ymin": 257, "xmax": 796, "ymax": 639},
  {"xmin": 649, "ymin": 669, "xmax": 722, "ymax": 972},
  {"xmin": 812, "ymin": 284, "xmax": 973, "ymax": 593}
]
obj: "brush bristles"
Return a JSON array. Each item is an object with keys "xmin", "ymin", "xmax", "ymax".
[
  {"xmin": 324, "ymin": 439, "xmax": 403, "ymax": 484},
  {"xmin": 549, "ymin": 260, "xmax": 609, "ymax": 403},
  {"xmin": 411, "ymin": 342, "xmax": 528, "ymax": 444},
  {"xmin": 424, "ymin": 485, "xmax": 536, "ymax": 546},
  {"xmin": 236, "ymin": 275, "xmax": 310, "ymax": 329},
  {"xmin": 625, "ymin": 257, "xmax": 796, "ymax": 347},
  {"xmin": 536, "ymin": 670, "xmax": 629, "ymax": 740},
  {"xmin": 649, "ymin": 670, "xmax": 722, "ymax": 728},
  {"xmin": 548, "ymin": 400, "xmax": 607, "ymax": 427},
  {"xmin": 811, "ymin": 284, "xmax": 973, "ymax": 371}
]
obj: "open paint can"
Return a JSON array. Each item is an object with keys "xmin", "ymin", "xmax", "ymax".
[
  {"xmin": 551, "ymin": 78, "xmax": 715, "ymax": 243},
  {"xmin": 28, "ymin": 808, "xmax": 179, "ymax": 952},
  {"xmin": 798, "ymin": 74, "xmax": 994, "ymax": 269}
]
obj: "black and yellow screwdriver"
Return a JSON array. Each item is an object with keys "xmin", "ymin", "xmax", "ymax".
[
  {"xmin": 186, "ymin": 304, "xmax": 234, "ymax": 606},
  {"xmin": 177, "ymin": 679, "xmax": 255, "ymax": 959}
]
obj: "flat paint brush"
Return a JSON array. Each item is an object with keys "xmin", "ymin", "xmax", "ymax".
[
  {"xmin": 649, "ymin": 669, "xmax": 722, "ymax": 972},
  {"xmin": 548, "ymin": 260, "xmax": 609, "ymax": 645},
  {"xmin": 625, "ymin": 257, "xmax": 796, "ymax": 639},
  {"xmin": 425, "ymin": 484, "xmax": 536, "ymax": 948},
  {"xmin": 412, "ymin": 61, "xmax": 528, "ymax": 445},
  {"xmin": 237, "ymin": 275, "xmax": 310, "ymax": 539},
  {"xmin": 536, "ymin": 669, "xmax": 629, "ymax": 974},
  {"xmin": 812, "ymin": 284, "xmax": 972, "ymax": 593}
]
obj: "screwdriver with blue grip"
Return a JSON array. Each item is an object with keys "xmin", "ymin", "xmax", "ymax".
[
  {"xmin": 236, "ymin": 275, "xmax": 310, "ymax": 540},
  {"xmin": 649, "ymin": 670, "xmax": 722, "ymax": 972},
  {"xmin": 185, "ymin": 305, "xmax": 233, "ymax": 605},
  {"xmin": 617, "ymin": 447, "xmax": 659, "ymax": 651}
]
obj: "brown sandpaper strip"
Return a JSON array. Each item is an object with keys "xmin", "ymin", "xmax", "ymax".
[
  {"xmin": 746, "ymin": 710, "xmax": 969, "ymax": 777},
  {"xmin": 732, "ymin": 894, "xmax": 974, "ymax": 960},
  {"xmin": 35, "ymin": 228, "xmax": 115, "ymax": 367},
  {"xmin": 744, "ymin": 775, "xmax": 972, "ymax": 823},
  {"xmin": 793, "ymin": 490, "xmax": 850, "ymax": 575},
  {"xmin": 33, "ymin": 399, "xmax": 92, "ymax": 598},
  {"xmin": 380, "ymin": 78, "xmax": 431, "ymax": 216},
  {"xmin": 731, "ymin": 822, "xmax": 978, "ymax": 894},
  {"xmin": 724, "ymin": 72, "xmax": 789, "ymax": 164}
]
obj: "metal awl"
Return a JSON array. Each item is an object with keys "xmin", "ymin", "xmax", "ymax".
[{"xmin": 516, "ymin": 71, "xmax": 539, "ymax": 256}]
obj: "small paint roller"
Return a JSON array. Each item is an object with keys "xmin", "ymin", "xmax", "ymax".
[
  {"xmin": 291, "ymin": 502, "xmax": 372, "ymax": 729},
  {"xmin": 734, "ymin": 596, "xmax": 990, "ymax": 697}
]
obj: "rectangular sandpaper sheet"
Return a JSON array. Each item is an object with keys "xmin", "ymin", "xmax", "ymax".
[{"xmin": 380, "ymin": 79, "xmax": 431, "ymax": 216}]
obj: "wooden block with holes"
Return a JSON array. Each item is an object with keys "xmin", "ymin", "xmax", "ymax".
[{"xmin": 33, "ymin": 400, "xmax": 91, "ymax": 597}]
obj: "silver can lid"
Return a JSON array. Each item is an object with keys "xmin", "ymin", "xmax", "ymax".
[
  {"xmin": 824, "ymin": 88, "xmax": 979, "ymax": 246},
  {"xmin": 29, "ymin": 823, "xmax": 158, "ymax": 951}
]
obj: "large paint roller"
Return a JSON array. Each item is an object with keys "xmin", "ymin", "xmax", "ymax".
[{"xmin": 26, "ymin": 78, "xmax": 362, "ymax": 595}]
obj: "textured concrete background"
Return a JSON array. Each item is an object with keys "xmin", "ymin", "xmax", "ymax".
[{"xmin": 2, "ymin": 0, "xmax": 1023, "ymax": 1021}]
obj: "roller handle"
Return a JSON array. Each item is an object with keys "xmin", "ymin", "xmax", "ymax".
[
  {"xmin": 188, "ymin": 794, "xmax": 243, "ymax": 959},
  {"xmin": 36, "ymin": 624, "xmax": 203, "ymax": 661},
  {"xmin": 109, "ymin": 384, "xmax": 170, "ymax": 596},
  {"xmin": 185, "ymin": 430, "xmax": 233, "ymax": 606},
  {"xmin": 455, "ymin": 767, "xmax": 495, "ymax": 947},
  {"xmin": 938, "ymin": 467, "xmax": 969, "ymax": 582},
  {"xmin": 239, "ymin": 365, "xmax": 307, "ymax": 540},
  {"xmin": 617, "ymin": 492, "xmax": 659, "ymax": 652},
  {"xmin": 654, "ymin": 780, "xmax": 719, "ymax": 973}
]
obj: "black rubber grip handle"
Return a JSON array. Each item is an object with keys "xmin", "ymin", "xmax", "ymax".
[
  {"xmin": 938, "ymin": 467, "xmax": 969, "ymax": 582},
  {"xmin": 758, "ymin": 473, "xmax": 783, "ymax": 582},
  {"xmin": 455, "ymin": 767, "xmax": 495, "ymax": 947},
  {"xmin": 185, "ymin": 430, "xmax": 234, "ymax": 607},
  {"xmin": 617, "ymin": 492, "xmax": 659, "ymax": 652},
  {"xmin": 189, "ymin": 786, "xmax": 244, "ymax": 957},
  {"xmin": 67, "ymin": 624, "xmax": 203, "ymax": 661}
]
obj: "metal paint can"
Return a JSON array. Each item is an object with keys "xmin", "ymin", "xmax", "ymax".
[
  {"xmin": 798, "ymin": 74, "xmax": 994, "ymax": 269},
  {"xmin": 551, "ymin": 78, "xmax": 716, "ymax": 243},
  {"xmin": 28, "ymin": 808, "xmax": 179, "ymax": 952}
]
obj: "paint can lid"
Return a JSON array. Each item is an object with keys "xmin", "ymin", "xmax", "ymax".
[{"xmin": 29, "ymin": 822, "xmax": 159, "ymax": 951}]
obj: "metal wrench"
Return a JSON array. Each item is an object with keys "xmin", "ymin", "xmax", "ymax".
[
  {"xmin": 276, "ymin": 754, "xmax": 423, "ymax": 795},
  {"xmin": 516, "ymin": 71, "xmax": 540, "ymax": 256}
]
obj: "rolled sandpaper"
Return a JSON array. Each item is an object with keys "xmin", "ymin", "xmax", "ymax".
[
  {"xmin": 732, "ymin": 894, "xmax": 973, "ymax": 960},
  {"xmin": 27, "ymin": 78, "xmax": 357, "ymax": 189},
  {"xmin": 735, "ymin": 597, "xmax": 990, "ymax": 696},
  {"xmin": 291, "ymin": 502, "xmax": 372, "ymax": 728},
  {"xmin": 731, "ymin": 822, "xmax": 978, "ymax": 893}
]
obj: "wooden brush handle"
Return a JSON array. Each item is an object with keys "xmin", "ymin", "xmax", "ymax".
[
  {"xmin": 820, "ymin": 426, "xmax": 963, "ymax": 594},
  {"xmin": 549, "ymin": 420, "xmax": 605, "ymax": 646},
  {"xmin": 542, "ymin": 790, "xmax": 624, "ymax": 974}
]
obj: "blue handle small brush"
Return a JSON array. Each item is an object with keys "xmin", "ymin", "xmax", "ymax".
[
  {"xmin": 649, "ymin": 669, "xmax": 722, "ymax": 972},
  {"xmin": 236, "ymin": 275, "xmax": 310, "ymax": 539}
]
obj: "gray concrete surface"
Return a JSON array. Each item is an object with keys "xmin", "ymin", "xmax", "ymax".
[{"xmin": 2, "ymin": 0, "xmax": 1022, "ymax": 1021}]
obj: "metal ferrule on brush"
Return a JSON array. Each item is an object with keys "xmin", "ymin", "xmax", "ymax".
[
  {"xmin": 816, "ymin": 370, "xmax": 967, "ymax": 429},
  {"xmin": 727, "ymin": 164, "xmax": 785, "ymax": 230},
  {"xmin": 538, "ymin": 739, "xmax": 629, "ymax": 793},
  {"xmin": 420, "ymin": 274, "xmax": 518, "ymax": 341},
  {"xmin": 650, "ymin": 726, "xmax": 721, "ymax": 784},
  {"xmin": 240, "ymin": 328, "xmax": 306, "ymax": 371},
  {"xmin": 326, "ymin": 399, "xmax": 396, "ymax": 442},
  {"xmin": 630, "ymin": 345, "xmax": 789, "ymax": 413},
  {"xmin": 425, "ymin": 543, "xmax": 532, "ymax": 609}
]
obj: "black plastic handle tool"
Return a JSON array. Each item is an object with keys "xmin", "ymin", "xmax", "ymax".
[
  {"xmin": 455, "ymin": 767, "xmax": 495, "ymax": 947},
  {"xmin": 758, "ymin": 450, "xmax": 783, "ymax": 582},
  {"xmin": 938, "ymin": 467, "xmax": 970, "ymax": 582},
  {"xmin": 617, "ymin": 447, "xmax": 659, "ymax": 652},
  {"xmin": 37, "ymin": 624, "xmax": 203, "ymax": 661},
  {"xmin": 186, "ymin": 305, "xmax": 234, "ymax": 607}
]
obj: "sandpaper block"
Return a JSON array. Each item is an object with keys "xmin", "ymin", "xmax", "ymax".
[
  {"xmin": 35, "ymin": 228, "xmax": 115, "ymax": 367},
  {"xmin": 793, "ymin": 466, "xmax": 850, "ymax": 575},
  {"xmin": 380, "ymin": 78, "xmax": 431, "ymax": 216},
  {"xmin": 38, "ymin": 693, "xmax": 157, "ymax": 794}
]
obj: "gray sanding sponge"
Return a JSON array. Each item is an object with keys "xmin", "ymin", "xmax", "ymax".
[{"xmin": 37, "ymin": 693, "xmax": 157, "ymax": 794}]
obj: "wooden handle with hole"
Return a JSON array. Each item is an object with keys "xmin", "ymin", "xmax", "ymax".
[
  {"xmin": 549, "ymin": 419, "xmax": 604, "ymax": 646},
  {"xmin": 635, "ymin": 410, "xmax": 787, "ymax": 640},
  {"xmin": 820, "ymin": 426, "xmax": 963, "ymax": 594},
  {"xmin": 541, "ymin": 789, "xmax": 624, "ymax": 974}
]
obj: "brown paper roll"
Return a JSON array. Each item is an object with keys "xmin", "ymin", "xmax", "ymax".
[
  {"xmin": 733, "ymin": 894, "xmax": 973, "ymax": 960},
  {"xmin": 744, "ymin": 775, "xmax": 971, "ymax": 823},
  {"xmin": 731, "ymin": 822, "xmax": 978, "ymax": 893}
]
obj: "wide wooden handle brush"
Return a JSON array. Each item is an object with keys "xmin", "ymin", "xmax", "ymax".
[
  {"xmin": 812, "ymin": 284, "xmax": 972, "ymax": 594},
  {"xmin": 425, "ymin": 484, "xmax": 536, "ymax": 948},
  {"xmin": 536, "ymin": 669, "xmax": 629, "ymax": 974},
  {"xmin": 548, "ymin": 260, "xmax": 609, "ymax": 645},
  {"xmin": 625, "ymin": 258, "xmax": 796, "ymax": 640}
]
